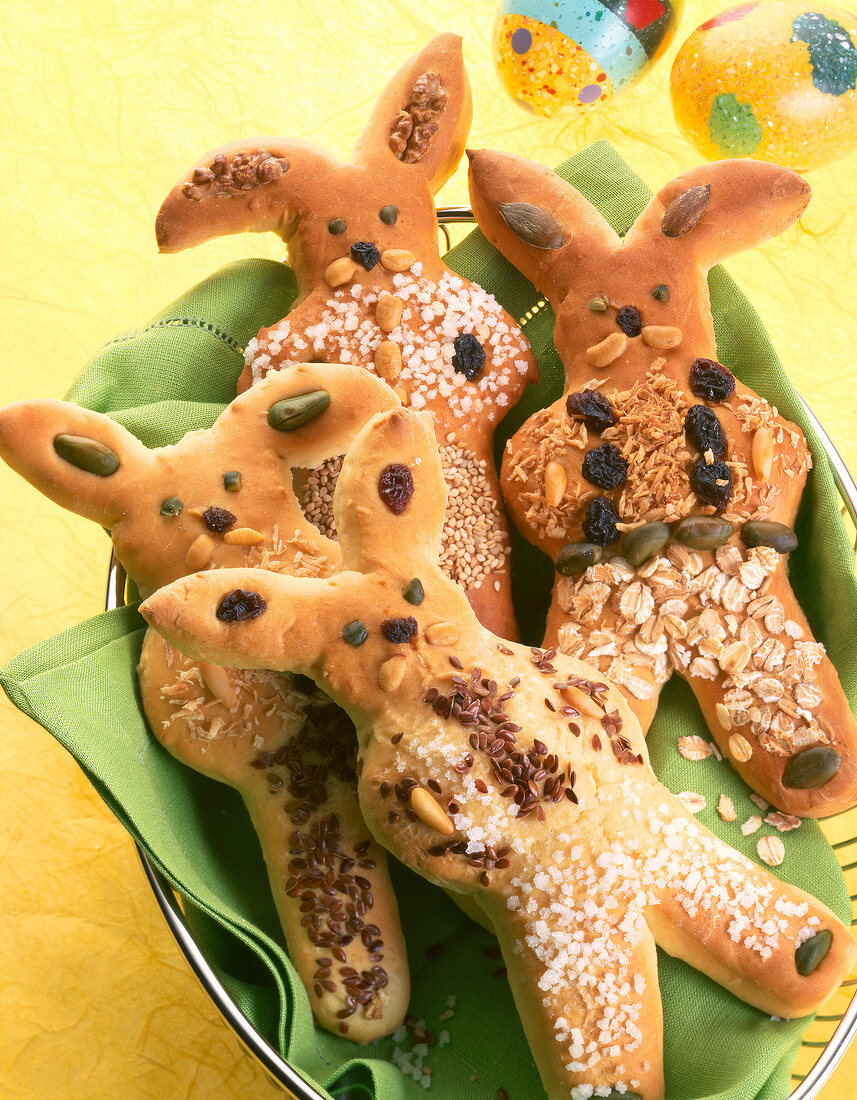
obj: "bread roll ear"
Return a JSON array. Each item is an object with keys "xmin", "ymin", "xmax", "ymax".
[
  {"xmin": 352, "ymin": 33, "xmax": 472, "ymax": 194},
  {"xmin": 467, "ymin": 147, "xmax": 618, "ymax": 309},
  {"xmin": 155, "ymin": 137, "xmax": 339, "ymax": 253},
  {"xmin": 333, "ymin": 408, "xmax": 446, "ymax": 577},
  {"xmin": 624, "ymin": 159, "xmax": 811, "ymax": 270},
  {"xmin": 0, "ymin": 400, "xmax": 151, "ymax": 528}
]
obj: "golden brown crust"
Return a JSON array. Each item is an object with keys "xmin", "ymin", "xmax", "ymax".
[
  {"xmin": 138, "ymin": 631, "xmax": 409, "ymax": 1040},
  {"xmin": 141, "ymin": 407, "xmax": 857, "ymax": 1100},
  {"xmin": 154, "ymin": 35, "xmax": 537, "ymax": 639},
  {"xmin": 468, "ymin": 148, "xmax": 857, "ymax": 818}
]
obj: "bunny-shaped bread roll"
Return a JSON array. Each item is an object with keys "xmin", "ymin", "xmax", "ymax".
[
  {"xmin": 0, "ymin": 363, "xmax": 410, "ymax": 1041},
  {"xmin": 155, "ymin": 33, "xmax": 537, "ymax": 640},
  {"xmin": 467, "ymin": 148, "xmax": 857, "ymax": 819},
  {"xmin": 141, "ymin": 405, "xmax": 856, "ymax": 1100}
]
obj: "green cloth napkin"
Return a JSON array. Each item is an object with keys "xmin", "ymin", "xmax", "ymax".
[{"xmin": 2, "ymin": 141, "xmax": 855, "ymax": 1100}]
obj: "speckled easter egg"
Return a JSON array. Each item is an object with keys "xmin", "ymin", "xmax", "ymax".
[
  {"xmin": 493, "ymin": 0, "xmax": 683, "ymax": 115},
  {"xmin": 671, "ymin": 2, "xmax": 857, "ymax": 170}
]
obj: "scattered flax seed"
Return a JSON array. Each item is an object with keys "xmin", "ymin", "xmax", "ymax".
[
  {"xmin": 677, "ymin": 735, "xmax": 715, "ymax": 762},
  {"xmin": 677, "ymin": 790, "xmax": 706, "ymax": 814},
  {"xmin": 741, "ymin": 815, "xmax": 763, "ymax": 836},
  {"xmin": 717, "ymin": 795, "xmax": 737, "ymax": 822},
  {"xmin": 757, "ymin": 834, "xmax": 786, "ymax": 866},
  {"xmin": 764, "ymin": 811, "xmax": 802, "ymax": 833}
]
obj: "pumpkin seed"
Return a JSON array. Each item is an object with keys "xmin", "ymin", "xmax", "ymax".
[
  {"xmin": 651, "ymin": 284, "xmax": 670, "ymax": 302},
  {"xmin": 741, "ymin": 520, "xmax": 797, "ymax": 554},
  {"xmin": 223, "ymin": 470, "xmax": 241, "ymax": 492},
  {"xmin": 588, "ymin": 295, "xmax": 609, "ymax": 312},
  {"xmin": 403, "ymin": 578, "xmax": 425, "ymax": 605},
  {"xmin": 675, "ymin": 516, "xmax": 734, "ymax": 551},
  {"xmin": 342, "ymin": 620, "xmax": 368, "ymax": 647},
  {"xmin": 379, "ymin": 204, "xmax": 398, "ymax": 225},
  {"xmin": 159, "ymin": 496, "xmax": 183, "ymax": 517},
  {"xmin": 498, "ymin": 201, "xmax": 564, "ymax": 249},
  {"xmin": 605, "ymin": 1092, "xmax": 642, "ymax": 1100},
  {"xmin": 622, "ymin": 521, "xmax": 671, "ymax": 567},
  {"xmin": 661, "ymin": 183, "xmax": 711, "ymax": 237},
  {"xmin": 53, "ymin": 434, "xmax": 119, "ymax": 477},
  {"xmin": 555, "ymin": 542, "xmax": 602, "ymax": 577},
  {"xmin": 268, "ymin": 390, "xmax": 330, "ymax": 431},
  {"xmin": 795, "ymin": 930, "xmax": 833, "ymax": 976},
  {"xmin": 782, "ymin": 745, "xmax": 841, "ymax": 789},
  {"xmin": 328, "ymin": 218, "xmax": 346, "ymax": 234}
]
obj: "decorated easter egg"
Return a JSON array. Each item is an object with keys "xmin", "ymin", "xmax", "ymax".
[
  {"xmin": 671, "ymin": 2, "xmax": 857, "ymax": 171},
  {"xmin": 493, "ymin": 0, "xmax": 683, "ymax": 114}
]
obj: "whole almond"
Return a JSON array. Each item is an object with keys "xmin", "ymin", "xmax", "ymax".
[
  {"xmin": 586, "ymin": 332, "xmax": 627, "ymax": 368},
  {"xmin": 374, "ymin": 340, "xmax": 402, "ymax": 381},
  {"xmin": 223, "ymin": 527, "xmax": 264, "ymax": 545},
  {"xmin": 641, "ymin": 325, "xmax": 682, "ymax": 349},
  {"xmin": 199, "ymin": 662, "xmax": 240, "ymax": 710},
  {"xmin": 661, "ymin": 184, "xmax": 711, "ymax": 237},
  {"xmin": 425, "ymin": 622, "xmax": 461, "ymax": 647},
  {"xmin": 376, "ymin": 292, "xmax": 403, "ymax": 332},
  {"xmin": 544, "ymin": 461, "xmax": 567, "ymax": 508},
  {"xmin": 752, "ymin": 427, "xmax": 774, "ymax": 481},
  {"xmin": 379, "ymin": 654, "xmax": 407, "ymax": 692},
  {"xmin": 185, "ymin": 532, "xmax": 215, "ymax": 571},
  {"xmin": 324, "ymin": 256, "xmax": 358, "ymax": 287},
  {"xmin": 380, "ymin": 248, "xmax": 416, "ymax": 272}
]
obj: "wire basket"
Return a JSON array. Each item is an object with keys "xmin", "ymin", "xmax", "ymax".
[{"xmin": 105, "ymin": 209, "xmax": 857, "ymax": 1100}]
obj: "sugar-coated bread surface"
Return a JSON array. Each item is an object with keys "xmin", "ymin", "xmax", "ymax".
[
  {"xmin": 467, "ymin": 148, "xmax": 857, "ymax": 818},
  {"xmin": 141, "ymin": 406, "xmax": 857, "ymax": 1100}
]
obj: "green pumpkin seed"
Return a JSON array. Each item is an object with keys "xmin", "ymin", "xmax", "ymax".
[
  {"xmin": 588, "ymin": 295, "xmax": 609, "ymax": 312},
  {"xmin": 342, "ymin": 620, "xmax": 368, "ymax": 647},
  {"xmin": 159, "ymin": 496, "xmax": 183, "ymax": 517},
  {"xmin": 675, "ymin": 516, "xmax": 734, "ymax": 551},
  {"xmin": 651, "ymin": 283, "xmax": 670, "ymax": 302},
  {"xmin": 622, "ymin": 521, "xmax": 671, "ymax": 567},
  {"xmin": 53, "ymin": 434, "xmax": 120, "ymax": 477},
  {"xmin": 268, "ymin": 390, "xmax": 331, "ymax": 431},
  {"xmin": 379, "ymin": 204, "xmax": 398, "ymax": 225},
  {"xmin": 403, "ymin": 578, "xmax": 425, "ymax": 605},
  {"xmin": 604, "ymin": 1093, "xmax": 642, "ymax": 1100},
  {"xmin": 328, "ymin": 218, "xmax": 346, "ymax": 235},
  {"xmin": 556, "ymin": 542, "xmax": 602, "ymax": 577},
  {"xmin": 499, "ymin": 202, "xmax": 564, "ymax": 249},
  {"xmin": 795, "ymin": 929, "xmax": 833, "ymax": 976},
  {"xmin": 223, "ymin": 470, "xmax": 242, "ymax": 492},
  {"xmin": 661, "ymin": 183, "xmax": 711, "ymax": 238},
  {"xmin": 741, "ymin": 520, "xmax": 798, "ymax": 554},
  {"xmin": 782, "ymin": 745, "xmax": 841, "ymax": 789}
]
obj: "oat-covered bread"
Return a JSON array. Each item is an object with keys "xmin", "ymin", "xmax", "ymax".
[
  {"xmin": 141, "ymin": 405, "xmax": 856, "ymax": 1100},
  {"xmin": 468, "ymin": 148, "xmax": 857, "ymax": 818},
  {"xmin": 155, "ymin": 33, "xmax": 538, "ymax": 640},
  {"xmin": 0, "ymin": 363, "xmax": 410, "ymax": 1040}
]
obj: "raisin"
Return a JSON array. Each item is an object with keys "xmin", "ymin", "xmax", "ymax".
[
  {"xmin": 615, "ymin": 306, "xmax": 642, "ymax": 337},
  {"xmin": 216, "ymin": 589, "xmax": 267, "ymax": 622},
  {"xmin": 689, "ymin": 458, "xmax": 732, "ymax": 508},
  {"xmin": 689, "ymin": 358, "xmax": 735, "ymax": 402},
  {"xmin": 566, "ymin": 390, "xmax": 615, "ymax": 433},
  {"xmin": 378, "ymin": 463, "xmax": 414, "ymax": 514},
  {"xmin": 203, "ymin": 506, "xmax": 237, "ymax": 532},
  {"xmin": 582, "ymin": 497, "xmax": 621, "ymax": 546},
  {"xmin": 350, "ymin": 241, "xmax": 380, "ymax": 269},
  {"xmin": 452, "ymin": 333, "xmax": 486, "ymax": 381},
  {"xmin": 685, "ymin": 405, "xmax": 727, "ymax": 457},
  {"xmin": 582, "ymin": 443, "xmax": 627, "ymax": 489},
  {"xmin": 381, "ymin": 616, "xmax": 418, "ymax": 643}
]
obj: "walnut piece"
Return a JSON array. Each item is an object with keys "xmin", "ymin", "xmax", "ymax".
[
  {"xmin": 389, "ymin": 71, "xmax": 447, "ymax": 163},
  {"xmin": 181, "ymin": 150, "xmax": 290, "ymax": 201}
]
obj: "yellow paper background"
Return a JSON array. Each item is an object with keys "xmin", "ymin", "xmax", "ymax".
[{"xmin": 2, "ymin": 1, "xmax": 856, "ymax": 1097}]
